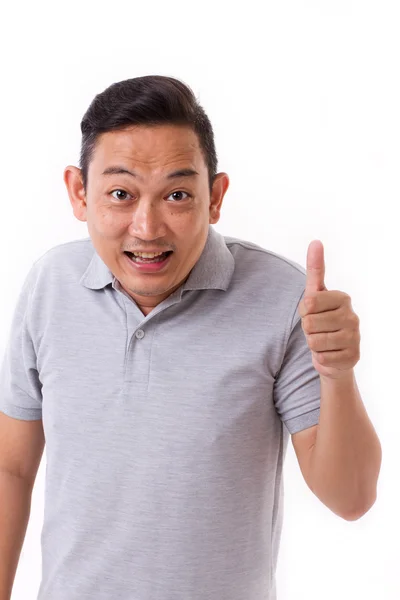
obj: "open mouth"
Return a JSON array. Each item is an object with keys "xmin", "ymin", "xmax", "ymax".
[
  {"xmin": 124, "ymin": 250, "xmax": 173, "ymax": 264},
  {"xmin": 123, "ymin": 251, "xmax": 174, "ymax": 273}
]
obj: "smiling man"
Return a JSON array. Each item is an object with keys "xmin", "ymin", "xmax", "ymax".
[
  {"xmin": 64, "ymin": 121, "xmax": 228, "ymax": 316},
  {"xmin": 0, "ymin": 75, "xmax": 381, "ymax": 600}
]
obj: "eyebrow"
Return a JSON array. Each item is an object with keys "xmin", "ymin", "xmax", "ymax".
[{"xmin": 101, "ymin": 166, "xmax": 199, "ymax": 180}]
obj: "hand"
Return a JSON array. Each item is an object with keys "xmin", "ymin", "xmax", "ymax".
[{"xmin": 298, "ymin": 240, "xmax": 361, "ymax": 380}]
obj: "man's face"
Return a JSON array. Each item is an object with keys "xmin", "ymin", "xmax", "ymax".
[{"xmin": 64, "ymin": 124, "xmax": 229, "ymax": 315}]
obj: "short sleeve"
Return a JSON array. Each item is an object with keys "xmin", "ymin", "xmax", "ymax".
[
  {"xmin": 0, "ymin": 267, "xmax": 43, "ymax": 420},
  {"xmin": 273, "ymin": 290, "xmax": 320, "ymax": 435}
]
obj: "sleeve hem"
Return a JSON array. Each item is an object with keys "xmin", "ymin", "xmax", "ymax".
[
  {"xmin": 0, "ymin": 403, "xmax": 42, "ymax": 421},
  {"xmin": 283, "ymin": 407, "xmax": 320, "ymax": 434}
]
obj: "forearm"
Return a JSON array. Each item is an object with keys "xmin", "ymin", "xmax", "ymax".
[
  {"xmin": 0, "ymin": 471, "xmax": 32, "ymax": 600},
  {"xmin": 309, "ymin": 370, "xmax": 382, "ymax": 519}
]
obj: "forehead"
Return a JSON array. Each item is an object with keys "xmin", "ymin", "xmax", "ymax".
[{"xmin": 91, "ymin": 125, "xmax": 205, "ymax": 173}]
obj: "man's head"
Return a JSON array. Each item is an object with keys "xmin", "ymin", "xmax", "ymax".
[{"xmin": 64, "ymin": 75, "xmax": 229, "ymax": 315}]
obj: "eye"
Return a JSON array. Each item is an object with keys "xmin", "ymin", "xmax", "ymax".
[
  {"xmin": 167, "ymin": 190, "xmax": 192, "ymax": 202},
  {"xmin": 109, "ymin": 189, "xmax": 192, "ymax": 202},
  {"xmin": 110, "ymin": 189, "xmax": 131, "ymax": 201}
]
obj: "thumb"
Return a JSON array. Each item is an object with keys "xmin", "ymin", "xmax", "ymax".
[{"xmin": 306, "ymin": 240, "xmax": 326, "ymax": 293}]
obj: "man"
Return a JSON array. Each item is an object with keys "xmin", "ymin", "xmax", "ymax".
[{"xmin": 0, "ymin": 75, "xmax": 381, "ymax": 600}]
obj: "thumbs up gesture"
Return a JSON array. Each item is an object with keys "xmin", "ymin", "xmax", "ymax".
[{"xmin": 298, "ymin": 241, "xmax": 361, "ymax": 380}]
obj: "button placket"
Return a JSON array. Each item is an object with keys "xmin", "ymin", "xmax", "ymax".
[{"xmin": 119, "ymin": 326, "xmax": 148, "ymax": 399}]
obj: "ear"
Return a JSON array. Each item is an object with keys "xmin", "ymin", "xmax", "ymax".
[
  {"xmin": 63, "ymin": 166, "xmax": 88, "ymax": 223},
  {"xmin": 209, "ymin": 172, "xmax": 229, "ymax": 224}
]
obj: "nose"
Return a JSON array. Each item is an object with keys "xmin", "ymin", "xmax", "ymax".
[{"xmin": 128, "ymin": 198, "xmax": 167, "ymax": 240}]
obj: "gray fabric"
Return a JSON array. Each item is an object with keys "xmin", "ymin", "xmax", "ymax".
[{"xmin": 0, "ymin": 225, "xmax": 320, "ymax": 600}]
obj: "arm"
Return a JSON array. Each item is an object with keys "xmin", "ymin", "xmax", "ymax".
[
  {"xmin": 0, "ymin": 472, "xmax": 34, "ymax": 600},
  {"xmin": 0, "ymin": 413, "xmax": 45, "ymax": 600},
  {"xmin": 308, "ymin": 370, "xmax": 382, "ymax": 520}
]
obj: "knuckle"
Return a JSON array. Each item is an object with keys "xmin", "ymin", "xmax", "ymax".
[
  {"xmin": 305, "ymin": 296, "xmax": 315, "ymax": 310},
  {"xmin": 308, "ymin": 335, "xmax": 317, "ymax": 350},
  {"xmin": 303, "ymin": 315, "xmax": 313, "ymax": 332}
]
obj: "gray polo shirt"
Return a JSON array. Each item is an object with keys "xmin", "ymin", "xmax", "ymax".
[{"xmin": 0, "ymin": 224, "xmax": 320, "ymax": 600}]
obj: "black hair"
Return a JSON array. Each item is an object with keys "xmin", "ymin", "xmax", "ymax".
[{"xmin": 79, "ymin": 75, "xmax": 218, "ymax": 195}]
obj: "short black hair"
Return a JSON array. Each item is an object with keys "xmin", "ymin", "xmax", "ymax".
[{"xmin": 79, "ymin": 75, "xmax": 218, "ymax": 195}]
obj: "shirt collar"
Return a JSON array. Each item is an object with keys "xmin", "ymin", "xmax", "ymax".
[{"xmin": 80, "ymin": 225, "xmax": 235, "ymax": 293}]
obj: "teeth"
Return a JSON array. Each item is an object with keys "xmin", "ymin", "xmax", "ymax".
[{"xmin": 132, "ymin": 251, "xmax": 164, "ymax": 258}]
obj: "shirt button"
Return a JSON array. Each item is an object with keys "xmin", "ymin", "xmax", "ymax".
[{"xmin": 135, "ymin": 329, "xmax": 145, "ymax": 339}]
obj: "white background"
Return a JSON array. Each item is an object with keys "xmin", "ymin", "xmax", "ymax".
[{"xmin": 0, "ymin": 1, "xmax": 398, "ymax": 599}]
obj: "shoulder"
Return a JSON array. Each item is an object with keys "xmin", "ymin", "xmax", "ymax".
[
  {"xmin": 32, "ymin": 237, "xmax": 94, "ymax": 269},
  {"xmin": 28, "ymin": 237, "xmax": 94, "ymax": 282},
  {"xmin": 16, "ymin": 238, "xmax": 95, "ymax": 312},
  {"xmin": 223, "ymin": 233, "xmax": 307, "ymax": 297}
]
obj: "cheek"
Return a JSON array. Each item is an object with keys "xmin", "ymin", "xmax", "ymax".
[
  {"xmin": 93, "ymin": 208, "xmax": 127, "ymax": 236},
  {"xmin": 183, "ymin": 226, "xmax": 210, "ymax": 261}
]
